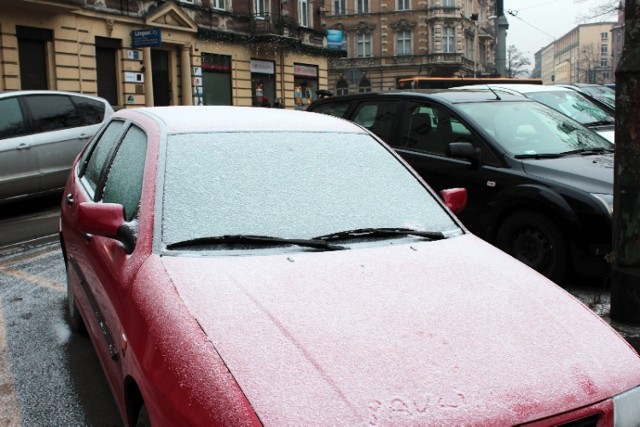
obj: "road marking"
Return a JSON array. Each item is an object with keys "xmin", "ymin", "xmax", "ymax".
[
  {"xmin": 0, "ymin": 244, "xmax": 64, "ymax": 292},
  {"xmin": 0, "ymin": 305, "xmax": 23, "ymax": 426}
]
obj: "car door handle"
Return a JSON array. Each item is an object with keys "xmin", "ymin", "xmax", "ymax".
[
  {"xmin": 66, "ymin": 193, "xmax": 75, "ymax": 206},
  {"xmin": 17, "ymin": 143, "xmax": 31, "ymax": 150}
]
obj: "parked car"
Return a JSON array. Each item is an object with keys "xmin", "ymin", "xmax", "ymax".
[
  {"xmin": 307, "ymin": 90, "xmax": 614, "ymax": 284},
  {"xmin": 59, "ymin": 106, "xmax": 640, "ymax": 426},
  {"xmin": 558, "ymin": 83, "xmax": 616, "ymax": 112},
  {"xmin": 453, "ymin": 84, "xmax": 616, "ymax": 143},
  {"xmin": 0, "ymin": 90, "xmax": 113, "ymax": 204}
]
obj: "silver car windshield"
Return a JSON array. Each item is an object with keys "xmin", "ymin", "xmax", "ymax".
[
  {"xmin": 457, "ymin": 101, "xmax": 613, "ymax": 156},
  {"xmin": 161, "ymin": 131, "xmax": 461, "ymax": 247},
  {"xmin": 524, "ymin": 90, "xmax": 614, "ymax": 125}
]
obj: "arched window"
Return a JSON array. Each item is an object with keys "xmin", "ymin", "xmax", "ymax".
[
  {"xmin": 358, "ymin": 79, "xmax": 371, "ymax": 93},
  {"xmin": 336, "ymin": 79, "xmax": 349, "ymax": 95}
]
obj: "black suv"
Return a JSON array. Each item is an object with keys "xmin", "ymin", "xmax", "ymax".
[{"xmin": 307, "ymin": 90, "xmax": 614, "ymax": 284}]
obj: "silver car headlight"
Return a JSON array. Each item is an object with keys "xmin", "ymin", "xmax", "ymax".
[
  {"xmin": 614, "ymin": 385, "xmax": 640, "ymax": 426},
  {"xmin": 592, "ymin": 193, "xmax": 613, "ymax": 215}
]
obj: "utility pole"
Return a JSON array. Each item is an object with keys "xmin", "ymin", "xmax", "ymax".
[
  {"xmin": 495, "ymin": 0, "xmax": 509, "ymax": 76},
  {"xmin": 610, "ymin": 0, "xmax": 640, "ymax": 324}
]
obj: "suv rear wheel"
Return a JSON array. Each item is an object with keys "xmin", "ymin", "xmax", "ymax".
[{"xmin": 496, "ymin": 211, "xmax": 569, "ymax": 284}]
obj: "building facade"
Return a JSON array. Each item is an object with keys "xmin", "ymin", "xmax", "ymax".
[
  {"xmin": 536, "ymin": 22, "xmax": 616, "ymax": 85},
  {"xmin": 0, "ymin": 0, "xmax": 342, "ymax": 109},
  {"xmin": 322, "ymin": 0, "xmax": 498, "ymax": 94}
]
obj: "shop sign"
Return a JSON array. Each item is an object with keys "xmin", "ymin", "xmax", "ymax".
[
  {"xmin": 131, "ymin": 29, "xmax": 162, "ymax": 48},
  {"xmin": 250, "ymin": 60, "xmax": 275, "ymax": 75},
  {"xmin": 294, "ymin": 64, "xmax": 318, "ymax": 78},
  {"xmin": 327, "ymin": 29, "xmax": 343, "ymax": 50}
]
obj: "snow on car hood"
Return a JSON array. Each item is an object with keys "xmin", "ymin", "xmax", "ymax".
[{"xmin": 160, "ymin": 234, "xmax": 640, "ymax": 425}]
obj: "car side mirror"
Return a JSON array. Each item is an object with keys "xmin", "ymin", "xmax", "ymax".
[
  {"xmin": 78, "ymin": 202, "xmax": 136, "ymax": 253},
  {"xmin": 440, "ymin": 188, "xmax": 467, "ymax": 214},
  {"xmin": 447, "ymin": 142, "xmax": 479, "ymax": 165}
]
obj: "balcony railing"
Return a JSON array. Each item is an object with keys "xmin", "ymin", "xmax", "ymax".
[{"xmin": 250, "ymin": 13, "xmax": 297, "ymax": 36}]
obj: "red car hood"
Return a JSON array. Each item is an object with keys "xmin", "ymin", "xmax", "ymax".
[{"xmin": 160, "ymin": 235, "xmax": 640, "ymax": 425}]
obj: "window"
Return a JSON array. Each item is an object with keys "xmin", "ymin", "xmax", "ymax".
[
  {"xmin": 396, "ymin": 31, "xmax": 412, "ymax": 56},
  {"xmin": 600, "ymin": 44, "xmax": 608, "ymax": 56},
  {"xmin": 82, "ymin": 121, "xmax": 125, "ymax": 195},
  {"xmin": 352, "ymin": 101, "xmax": 398, "ymax": 141},
  {"xmin": 336, "ymin": 80, "xmax": 349, "ymax": 96},
  {"xmin": 601, "ymin": 32, "xmax": 609, "ymax": 41},
  {"xmin": 334, "ymin": 0, "xmax": 346, "ymax": 14},
  {"xmin": 601, "ymin": 58, "xmax": 609, "ymax": 67},
  {"xmin": 443, "ymin": 0, "xmax": 455, "ymax": 6},
  {"xmin": 102, "ymin": 125, "xmax": 148, "ymax": 222},
  {"xmin": 357, "ymin": 0, "xmax": 370, "ymax": 13},
  {"xmin": 255, "ymin": 0, "xmax": 267, "ymax": 16},
  {"xmin": 0, "ymin": 98, "xmax": 26, "ymax": 139},
  {"xmin": 443, "ymin": 27, "xmax": 455, "ymax": 53},
  {"xmin": 397, "ymin": 0, "xmax": 410, "ymax": 10},
  {"xmin": 213, "ymin": 0, "xmax": 225, "ymax": 9},
  {"xmin": 358, "ymin": 79, "xmax": 372, "ymax": 92},
  {"xmin": 401, "ymin": 103, "xmax": 472, "ymax": 155},
  {"xmin": 299, "ymin": 0, "xmax": 309, "ymax": 27},
  {"xmin": 24, "ymin": 95, "xmax": 82, "ymax": 132},
  {"xmin": 357, "ymin": 33, "xmax": 372, "ymax": 57}
]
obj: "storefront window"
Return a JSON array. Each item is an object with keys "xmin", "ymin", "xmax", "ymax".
[
  {"xmin": 251, "ymin": 59, "xmax": 275, "ymax": 107},
  {"xmin": 293, "ymin": 63, "xmax": 319, "ymax": 110},
  {"xmin": 202, "ymin": 53, "xmax": 232, "ymax": 105}
]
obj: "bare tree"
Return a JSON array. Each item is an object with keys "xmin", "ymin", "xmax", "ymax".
[
  {"xmin": 506, "ymin": 45, "xmax": 531, "ymax": 78},
  {"xmin": 575, "ymin": 0, "xmax": 623, "ymax": 21}
]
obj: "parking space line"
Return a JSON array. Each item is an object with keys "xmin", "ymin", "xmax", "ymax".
[
  {"xmin": 0, "ymin": 305, "xmax": 23, "ymax": 426},
  {"xmin": 0, "ymin": 267, "xmax": 64, "ymax": 292}
]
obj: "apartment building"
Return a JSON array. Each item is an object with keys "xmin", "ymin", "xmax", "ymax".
[
  {"xmin": 322, "ymin": 0, "xmax": 498, "ymax": 94},
  {"xmin": 0, "ymin": 0, "xmax": 341, "ymax": 109},
  {"xmin": 536, "ymin": 22, "xmax": 616, "ymax": 85}
]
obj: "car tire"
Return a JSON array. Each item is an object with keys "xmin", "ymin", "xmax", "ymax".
[
  {"xmin": 496, "ymin": 211, "xmax": 569, "ymax": 284},
  {"xmin": 66, "ymin": 268, "xmax": 86, "ymax": 334},
  {"xmin": 136, "ymin": 404, "xmax": 151, "ymax": 427}
]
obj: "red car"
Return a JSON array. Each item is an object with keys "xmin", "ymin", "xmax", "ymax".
[{"xmin": 60, "ymin": 106, "xmax": 640, "ymax": 426}]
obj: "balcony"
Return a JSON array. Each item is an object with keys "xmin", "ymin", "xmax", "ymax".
[{"xmin": 250, "ymin": 13, "xmax": 297, "ymax": 36}]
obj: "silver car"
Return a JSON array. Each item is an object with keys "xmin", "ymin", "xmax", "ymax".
[{"xmin": 0, "ymin": 90, "xmax": 114, "ymax": 203}]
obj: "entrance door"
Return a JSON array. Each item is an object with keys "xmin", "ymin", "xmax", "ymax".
[
  {"xmin": 152, "ymin": 50, "xmax": 171, "ymax": 106},
  {"xmin": 17, "ymin": 26, "xmax": 52, "ymax": 90}
]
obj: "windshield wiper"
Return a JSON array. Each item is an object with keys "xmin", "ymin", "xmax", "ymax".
[
  {"xmin": 313, "ymin": 227, "xmax": 446, "ymax": 241},
  {"xmin": 167, "ymin": 234, "xmax": 346, "ymax": 251},
  {"xmin": 515, "ymin": 147, "xmax": 613, "ymax": 159},
  {"xmin": 514, "ymin": 153, "xmax": 563, "ymax": 159},
  {"xmin": 585, "ymin": 120, "xmax": 615, "ymax": 126},
  {"xmin": 560, "ymin": 147, "xmax": 613, "ymax": 156}
]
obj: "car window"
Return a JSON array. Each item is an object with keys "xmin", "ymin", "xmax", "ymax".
[
  {"xmin": 23, "ymin": 95, "xmax": 84, "ymax": 132},
  {"xmin": 351, "ymin": 101, "xmax": 398, "ymax": 142},
  {"xmin": 162, "ymin": 131, "xmax": 460, "ymax": 246},
  {"xmin": 81, "ymin": 120, "xmax": 125, "ymax": 195},
  {"xmin": 0, "ymin": 97, "xmax": 27, "ymax": 139},
  {"xmin": 310, "ymin": 101, "xmax": 350, "ymax": 118},
  {"xmin": 525, "ymin": 91, "xmax": 613, "ymax": 125},
  {"xmin": 102, "ymin": 125, "xmax": 147, "ymax": 221},
  {"xmin": 71, "ymin": 96, "xmax": 107, "ymax": 125},
  {"xmin": 400, "ymin": 103, "xmax": 472, "ymax": 155},
  {"xmin": 456, "ymin": 101, "xmax": 612, "ymax": 156}
]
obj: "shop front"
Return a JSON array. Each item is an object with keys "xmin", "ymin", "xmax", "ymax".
[
  {"xmin": 293, "ymin": 63, "xmax": 319, "ymax": 110},
  {"xmin": 251, "ymin": 59, "xmax": 276, "ymax": 107}
]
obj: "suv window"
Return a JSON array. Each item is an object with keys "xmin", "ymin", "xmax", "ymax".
[
  {"xmin": 0, "ymin": 97, "xmax": 27, "ymax": 139},
  {"xmin": 310, "ymin": 101, "xmax": 350, "ymax": 118},
  {"xmin": 401, "ymin": 103, "xmax": 464, "ymax": 155},
  {"xmin": 23, "ymin": 95, "xmax": 84, "ymax": 132},
  {"xmin": 71, "ymin": 96, "xmax": 107, "ymax": 125},
  {"xmin": 351, "ymin": 101, "xmax": 399, "ymax": 143}
]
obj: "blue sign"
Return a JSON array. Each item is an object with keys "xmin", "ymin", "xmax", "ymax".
[
  {"xmin": 327, "ymin": 29, "xmax": 344, "ymax": 50},
  {"xmin": 131, "ymin": 28, "xmax": 162, "ymax": 48}
]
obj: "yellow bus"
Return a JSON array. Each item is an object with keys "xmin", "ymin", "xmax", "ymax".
[{"xmin": 397, "ymin": 76, "xmax": 543, "ymax": 90}]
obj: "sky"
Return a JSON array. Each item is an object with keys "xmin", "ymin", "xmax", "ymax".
[{"xmin": 504, "ymin": 0, "xmax": 619, "ymax": 67}]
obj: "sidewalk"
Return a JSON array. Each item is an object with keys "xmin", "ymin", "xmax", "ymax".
[{"xmin": 569, "ymin": 288, "xmax": 640, "ymax": 354}]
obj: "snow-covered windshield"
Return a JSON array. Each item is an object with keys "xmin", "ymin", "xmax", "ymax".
[
  {"xmin": 457, "ymin": 101, "xmax": 613, "ymax": 156},
  {"xmin": 161, "ymin": 131, "xmax": 460, "ymax": 248}
]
